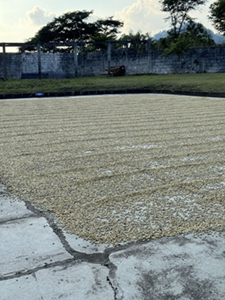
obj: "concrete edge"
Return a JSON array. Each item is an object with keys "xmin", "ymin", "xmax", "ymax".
[{"xmin": 1, "ymin": 89, "xmax": 225, "ymax": 100}]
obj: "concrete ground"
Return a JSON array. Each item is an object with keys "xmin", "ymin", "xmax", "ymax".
[{"xmin": 1, "ymin": 182, "xmax": 225, "ymax": 300}]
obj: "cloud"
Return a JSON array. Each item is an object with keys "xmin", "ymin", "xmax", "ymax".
[
  {"xmin": 115, "ymin": 0, "xmax": 214, "ymax": 36},
  {"xmin": 27, "ymin": 6, "xmax": 55, "ymax": 26},
  {"xmin": 115, "ymin": 0, "xmax": 167, "ymax": 35}
]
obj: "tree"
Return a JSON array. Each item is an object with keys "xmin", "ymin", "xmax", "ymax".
[
  {"xmin": 161, "ymin": 34, "xmax": 191, "ymax": 72},
  {"xmin": 118, "ymin": 31, "xmax": 155, "ymax": 52},
  {"xmin": 160, "ymin": 21, "xmax": 215, "ymax": 73},
  {"xmin": 209, "ymin": 0, "xmax": 225, "ymax": 36},
  {"xmin": 159, "ymin": 0, "xmax": 207, "ymax": 40},
  {"xmin": 85, "ymin": 17, "xmax": 124, "ymax": 52},
  {"xmin": 23, "ymin": 11, "xmax": 123, "ymax": 52},
  {"xmin": 30, "ymin": 11, "xmax": 94, "ymax": 43},
  {"xmin": 185, "ymin": 21, "xmax": 215, "ymax": 46}
]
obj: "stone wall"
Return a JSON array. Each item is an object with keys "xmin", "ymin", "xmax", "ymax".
[{"xmin": 1, "ymin": 45, "xmax": 225, "ymax": 79}]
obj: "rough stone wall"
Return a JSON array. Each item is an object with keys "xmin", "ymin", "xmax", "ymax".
[
  {"xmin": 1, "ymin": 46, "xmax": 225, "ymax": 79},
  {"xmin": 150, "ymin": 47, "xmax": 225, "ymax": 74},
  {"xmin": 0, "ymin": 53, "xmax": 22, "ymax": 79},
  {"xmin": 21, "ymin": 53, "xmax": 38, "ymax": 74}
]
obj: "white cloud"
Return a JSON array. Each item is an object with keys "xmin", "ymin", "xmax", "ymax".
[
  {"xmin": 115, "ymin": 0, "xmax": 215, "ymax": 36},
  {"xmin": 115, "ymin": 0, "xmax": 167, "ymax": 35},
  {"xmin": 27, "ymin": 6, "xmax": 55, "ymax": 26}
]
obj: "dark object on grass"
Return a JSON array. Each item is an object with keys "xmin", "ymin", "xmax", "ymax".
[
  {"xmin": 21, "ymin": 73, "xmax": 49, "ymax": 79},
  {"xmin": 102, "ymin": 65, "xmax": 125, "ymax": 76}
]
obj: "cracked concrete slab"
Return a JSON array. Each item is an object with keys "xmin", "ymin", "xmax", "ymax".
[
  {"xmin": 63, "ymin": 231, "xmax": 107, "ymax": 254},
  {"xmin": 109, "ymin": 232, "xmax": 225, "ymax": 300},
  {"xmin": 0, "ymin": 197, "xmax": 34, "ymax": 223},
  {"xmin": 0, "ymin": 262, "xmax": 113, "ymax": 300},
  {"xmin": 0, "ymin": 216, "xmax": 72, "ymax": 276},
  {"xmin": 1, "ymin": 181, "xmax": 225, "ymax": 299},
  {"xmin": 0, "ymin": 277, "xmax": 41, "ymax": 300},
  {"xmin": 0, "ymin": 188, "xmax": 34, "ymax": 223}
]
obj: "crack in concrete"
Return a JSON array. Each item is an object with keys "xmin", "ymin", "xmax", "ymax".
[
  {"xmin": 1, "ymin": 191, "xmax": 125, "ymax": 300},
  {"xmin": 107, "ymin": 276, "xmax": 118, "ymax": 300},
  {"xmin": 7, "ymin": 185, "xmax": 221, "ymax": 299},
  {"xmin": 25, "ymin": 200, "xmax": 111, "ymax": 264},
  {"xmin": 0, "ymin": 214, "xmax": 39, "ymax": 225},
  {"xmin": 25, "ymin": 199, "xmax": 139, "ymax": 259},
  {"xmin": 0, "ymin": 251, "xmax": 115, "ymax": 282},
  {"xmin": 25, "ymin": 200, "xmax": 79, "ymax": 257},
  {"xmin": 0, "ymin": 258, "xmax": 76, "ymax": 281},
  {"xmin": 105, "ymin": 259, "xmax": 124, "ymax": 300},
  {"xmin": 0, "ymin": 192, "xmax": 113, "ymax": 281}
]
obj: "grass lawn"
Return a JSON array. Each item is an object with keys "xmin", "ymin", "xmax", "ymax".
[{"xmin": 0, "ymin": 73, "xmax": 224, "ymax": 94}]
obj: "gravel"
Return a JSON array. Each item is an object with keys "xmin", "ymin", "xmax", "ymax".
[{"xmin": 0, "ymin": 94, "xmax": 225, "ymax": 246}]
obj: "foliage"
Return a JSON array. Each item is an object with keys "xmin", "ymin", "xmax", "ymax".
[
  {"xmin": 161, "ymin": 34, "xmax": 191, "ymax": 58},
  {"xmin": 209, "ymin": 0, "xmax": 225, "ymax": 35},
  {"xmin": 160, "ymin": 21, "xmax": 215, "ymax": 53},
  {"xmin": 85, "ymin": 17, "xmax": 123, "ymax": 52},
  {"xmin": 22, "ymin": 11, "xmax": 123, "ymax": 53},
  {"xmin": 160, "ymin": 21, "xmax": 215, "ymax": 73},
  {"xmin": 159, "ymin": 0, "xmax": 207, "ymax": 40},
  {"xmin": 28, "ymin": 10, "xmax": 94, "ymax": 52},
  {"xmin": 117, "ymin": 31, "xmax": 154, "ymax": 52},
  {"xmin": 185, "ymin": 21, "xmax": 215, "ymax": 46}
]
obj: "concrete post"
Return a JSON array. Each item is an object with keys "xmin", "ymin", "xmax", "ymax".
[
  {"xmin": 81, "ymin": 44, "xmax": 85, "ymax": 77},
  {"xmin": 158, "ymin": 39, "xmax": 161, "ymax": 51},
  {"xmin": 146, "ymin": 40, "xmax": 151, "ymax": 74},
  {"xmin": 107, "ymin": 42, "xmax": 111, "ymax": 77},
  {"xmin": 37, "ymin": 43, "xmax": 42, "ymax": 79},
  {"xmin": 126, "ymin": 43, "xmax": 128, "ymax": 75},
  {"xmin": 74, "ymin": 43, "xmax": 78, "ymax": 77},
  {"xmin": 146, "ymin": 40, "xmax": 150, "ymax": 53},
  {"xmin": 2, "ymin": 44, "xmax": 7, "ymax": 81}
]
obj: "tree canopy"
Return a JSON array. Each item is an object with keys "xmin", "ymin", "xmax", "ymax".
[
  {"xmin": 159, "ymin": 0, "xmax": 207, "ymax": 40},
  {"xmin": 160, "ymin": 21, "xmax": 215, "ymax": 73},
  {"xmin": 209, "ymin": 0, "xmax": 225, "ymax": 36},
  {"xmin": 29, "ymin": 11, "xmax": 95, "ymax": 43},
  {"xmin": 185, "ymin": 21, "xmax": 215, "ymax": 46},
  {"xmin": 24, "ymin": 10, "xmax": 123, "ymax": 52},
  {"xmin": 85, "ymin": 17, "xmax": 124, "ymax": 52},
  {"xmin": 21, "ymin": 4, "xmax": 221, "ymax": 56},
  {"xmin": 118, "ymin": 31, "xmax": 154, "ymax": 52}
]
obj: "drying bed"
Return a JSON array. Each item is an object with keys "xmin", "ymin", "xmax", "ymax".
[{"xmin": 0, "ymin": 94, "xmax": 225, "ymax": 246}]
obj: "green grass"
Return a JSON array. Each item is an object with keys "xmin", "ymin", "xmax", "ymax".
[{"xmin": 0, "ymin": 73, "xmax": 224, "ymax": 94}]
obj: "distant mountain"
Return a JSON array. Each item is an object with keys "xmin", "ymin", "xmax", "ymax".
[
  {"xmin": 153, "ymin": 28, "xmax": 225, "ymax": 45},
  {"xmin": 210, "ymin": 31, "xmax": 225, "ymax": 44},
  {"xmin": 153, "ymin": 30, "xmax": 168, "ymax": 41},
  {"xmin": 153, "ymin": 30, "xmax": 168, "ymax": 40}
]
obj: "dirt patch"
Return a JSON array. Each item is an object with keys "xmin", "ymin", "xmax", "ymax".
[{"xmin": 0, "ymin": 94, "xmax": 225, "ymax": 246}]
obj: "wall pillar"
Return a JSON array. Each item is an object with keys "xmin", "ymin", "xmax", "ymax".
[
  {"xmin": 107, "ymin": 42, "xmax": 111, "ymax": 77},
  {"xmin": 146, "ymin": 40, "xmax": 151, "ymax": 74},
  {"xmin": 74, "ymin": 43, "xmax": 78, "ymax": 77},
  {"xmin": 37, "ymin": 43, "xmax": 42, "ymax": 79},
  {"xmin": 126, "ymin": 43, "xmax": 128, "ymax": 75},
  {"xmin": 2, "ymin": 43, "xmax": 7, "ymax": 80}
]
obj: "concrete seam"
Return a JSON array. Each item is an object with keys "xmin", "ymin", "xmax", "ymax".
[
  {"xmin": 25, "ymin": 200, "xmax": 111, "ymax": 265},
  {"xmin": 25, "ymin": 200, "xmax": 83, "ymax": 257},
  {"xmin": 0, "ymin": 258, "xmax": 76, "ymax": 281},
  {"xmin": 0, "ymin": 214, "xmax": 39, "ymax": 225},
  {"xmin": 104, "ymin": 259, "xmax": 124, "ymax": 300},
  {"xmin": 107, "ymin": 276, "xmax": 118, "ymax": 300}
]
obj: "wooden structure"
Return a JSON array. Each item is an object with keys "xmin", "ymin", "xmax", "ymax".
[{"xmin": 102, "ymin": 65, "xmax": 126, "ymax": 76}]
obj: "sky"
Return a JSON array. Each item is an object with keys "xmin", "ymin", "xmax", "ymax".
[{"xmin": 0, "ymin": 0, "xmax": 217, "ymax": 43}]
